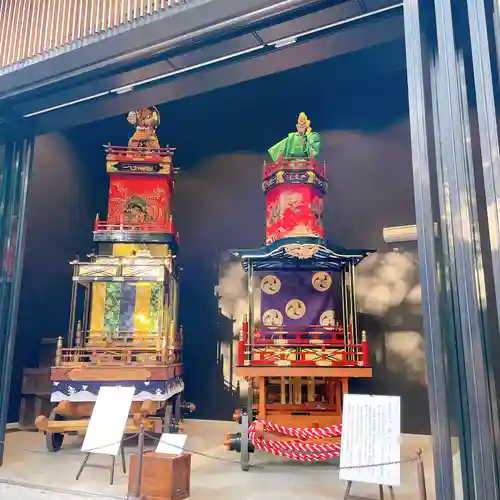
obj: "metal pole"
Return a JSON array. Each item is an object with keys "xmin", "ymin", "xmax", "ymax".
[
  {"xmin": 128, "ymin": 424, "xmax": 145, "ymax": 500},
  {"xmin": 240, "ymin": 411, "xmax": 250, "ymax": 472},
  {"xmin": 340, "ymin": 268, "xmax": 346, "ymax": 344},
  {"xmin": 433, "ymin": 0, "xmax": 498, "ymax": 496},
  {"xmin": 467, "ymin": 0, "xmax": 500, "ymax": 478},
  {"xmin": 348, "ymin": 262, "xmax": 356, "ymax": 361},
  {"xmin": 351, "ymin": 263, "xmax": 357, "ymax": 345},
  {"xmin": 494, "ymin": 1, "xmax": 500, "ymax": 85},
  {"xmin": 247, "ymin": 262, "xmax": 254, "ymax": 345},
  {"xmin": 67, "ymin": 279, "xmax": 78, "ymax": 347},
  {"xmin": 402, "ymin": 1, "xmax": 455, "ymax": 498},
  {"xmin": 82, "ymin": 283, "xmax": 90, "ymax": 339},
  {"xmin": 465, "ymin": 0, "xmax": 500, "ymax": 479},
  {"xmin": 416, "ymin": 448, "xmax": 428, "ymax": 500},
  {"xmin": 428, "ymin": 32, "xmax": 474, "ymax": 500},
  {"xmin": 241, "ymin": 261, "xmax": 254, "ymax": 472},
  {"xmin": 0, "ymin": 137, "xmax": 34, "ymax": 467}
]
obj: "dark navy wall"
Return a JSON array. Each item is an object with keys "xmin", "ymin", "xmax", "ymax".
[
  {"xmin": 7, "ymin": 134, "xmax": 101, "ymax": 422},
  {"xmin": 12, "ymin": 60, "xmax": 430, "ymax": 433}
]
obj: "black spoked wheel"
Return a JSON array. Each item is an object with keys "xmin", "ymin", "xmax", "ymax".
[
  {"xmin": 162, "ymin": 402, "xmax": 174, "ymax": 434},
  {"xmin": 45, "ymin": 410, "xmax": 65, "ymax": 452},
  {"xmin": 240, "ymin": 412, "xmax": 250, "ymax": 472}
]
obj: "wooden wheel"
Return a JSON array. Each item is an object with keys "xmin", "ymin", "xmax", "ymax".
[{"xmin": 45, "ymin": 410, "xmax": 65, "ymax": 452}]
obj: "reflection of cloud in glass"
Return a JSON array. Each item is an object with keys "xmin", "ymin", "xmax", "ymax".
[
  {"xmin": 356, "ymin": 252, "xmax": 418, "ymax": 315},
  {"xmin": 215, "ymin": 262, "xmax": 250, "ymax": 396},
  {"xmin": 356, "ymin": 251, "xmax": 427, "ymax": 386},
  {"xmin": 214, "ymin": 262, "xmax": 248, "ymax": 335},
  {"xmin": 386, "ymin": 330, "xmax": 427, "ymax": 385},
  {"xmin": 487, "ymin": 199, "xmax": 500, "ymax": 252},
  {"xmin": 219, "ymin": 339, "xmax": 248, "ymax": 398}
]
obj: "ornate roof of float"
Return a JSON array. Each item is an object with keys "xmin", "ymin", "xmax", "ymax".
[
  {"xmin": 230, "ymin": 112, "xmax": 376, "ymax": 272},
  {"xmin": 230, "ymin": 236, "xmax": 375, "ymax": 272}
]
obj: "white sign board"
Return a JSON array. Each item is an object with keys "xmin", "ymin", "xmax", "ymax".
[
  {"xmin": 339, "ymin": 394, "xmax": 401, "ymax": 486},
  {"xmin": 81, "ymin": 386, "xmax": 135, "ymax": 456},
  {"xmin": 156, "ymin": 433, "xmax": 188, "ymax": 456}
]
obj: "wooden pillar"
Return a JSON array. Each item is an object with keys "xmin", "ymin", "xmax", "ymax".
[
  {"xmin": 335, "ymin": 380, "xmax": 342, "ymax": 414},
  {"xmin": 342, "ymin": 378, "xmax": 348, "ymax": 396},
  {"xmin": 55, "ymin": 336, "xmax": 63, "ymax": 366},
  {"xmin": 307, "ymin": 377, "xmax": 315, "ymax": 402},
  {"xmin": 294, "ymin": 378, "xmax": 302, "ymax": 404},
  {"xmin": 258, "ymin": 377, "xmax": 266, "ymax": 420},
  {"xmin": 280, "ymin": 377, "xmax": 286, "ymax": 404}
]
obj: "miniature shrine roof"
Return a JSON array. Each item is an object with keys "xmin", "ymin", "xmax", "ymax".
[{"xmin": 230, "ymin": 236, "xmax": 374, "ymax": 272}]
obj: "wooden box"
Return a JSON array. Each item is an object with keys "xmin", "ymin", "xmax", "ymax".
[
  {"xmin": 21, "ymin": 367, "xmax": 52, "ymax": 395},
  {"xmin": 18, "ymin": 394, "xmax": 53, "ymax": 430},
  {"xmin": 128, "ymin": 452, "xmax": 191, "ymax": 500}
]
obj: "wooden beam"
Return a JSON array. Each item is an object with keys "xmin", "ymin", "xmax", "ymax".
[{"xmin": 235, "ymin": 366, "xmax": 373, "ymax": 378}]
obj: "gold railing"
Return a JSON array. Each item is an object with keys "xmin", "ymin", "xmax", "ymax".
[
  {"xmin": 85, "ymin": 332, "xmax": 160, "ymax": 347},
  {"xmin": 0, "ymin": 0, "xmax": 188, "ymax": 70},
  {"xmin": 57, "ymin": 346, "xmax": 164, "ymax": 365}
]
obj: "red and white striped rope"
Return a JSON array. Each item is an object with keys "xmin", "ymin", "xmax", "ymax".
[
  {"xmin": 252, "ymin": 441, "xmax": 340, "ymax": 461},
  {"xmin": 253, "ymin": 419, "xmax": 342, "ymax": 439},
  {"xmin": 248, "ymin": 420, "xmax": 342, "ymax": 462}
]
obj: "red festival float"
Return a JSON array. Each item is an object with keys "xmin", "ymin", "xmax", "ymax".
[
  {"xmin": 225, "ymin": 113, "xmax": 374, "ymax": 469},
  {"xmin": 35, "ymin": 106, "xmax": 193, "ymax": 451}
]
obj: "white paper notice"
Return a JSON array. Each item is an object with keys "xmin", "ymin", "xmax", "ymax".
[
  {"xmin": 339, "ymin": 394, "xmax": 401, "ymax": 486},
  {"xmin": 81, "ymin": 386, "xmax": 134, "ymax": 456},
  {"xmin": 156, "ymin": 433, "xmax": 188, "ymax": 456}
]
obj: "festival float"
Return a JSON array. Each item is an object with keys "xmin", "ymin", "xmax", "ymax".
[
  {"xmin": 225, "ymin": 113, "xmax": 374, "ymax": 469},
  {"xmin": 35, "ymin": 106, "xmax": 194, "ymax": 451}
]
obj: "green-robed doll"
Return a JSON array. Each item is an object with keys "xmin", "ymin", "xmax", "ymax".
[{"xmin": 268, "ymin": 112, "xmax": 321, "ymax": 162}]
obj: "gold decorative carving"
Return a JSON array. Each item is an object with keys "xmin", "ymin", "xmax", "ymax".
[
  {"xmin": 261, "ymin": 275, "xmax": 281, "ymax": 294},
  {"xmin": 284, "ymin": 244, "xmax": 319, "ymax": 259},
  {"xmin": 319, "ymin": 310, "xmax": 336, "ymax": 328},
  {"xmin": 262, "ymin": 309, "xmax": 284, "ymax": 328},
  {"xmin": 312, "ymin": 271, "xmax": 332, "ymax": 291},
  {"xmin": 285, "ymin": 299, "xmax": 306, "ymax": 320}
]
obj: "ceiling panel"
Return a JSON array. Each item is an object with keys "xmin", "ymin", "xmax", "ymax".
[
  {"xmin": 168, "ymin": 33, "xmax": 262, "ymax": 69},
  {"xmin": 21, "ymin": 14, "xmax": 404, "ymax": 135},
  {"xmin": 255, "ymin": 1, "xmax": 363, "ymax": 43},
  {"xmin": 363, "ymin": 0, "xmax": 402, "ymax": 8},
  {"xmin": 0, "ymin": 0, "xmax": 308, "ymax": 98},
  {"xmin": 4, "ymin": 4, "xmax": 383, "ymax": 118}
]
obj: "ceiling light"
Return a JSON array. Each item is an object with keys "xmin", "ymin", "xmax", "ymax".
[
  {"xmin": 115, "ymin": 85, "xmax": 134, "ymax": 95},
  {"xmin": 274, "ymin": 37, "xmax": 297, "ymax": 48},
  {"xmin": 23, "ymin": 91, "xmax": 110, "ymax": 118},
  {"xmin": 268, "ymin": 3, "xmax": 403, "ymax": 47}
]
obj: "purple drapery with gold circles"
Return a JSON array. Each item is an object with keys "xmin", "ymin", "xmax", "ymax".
[{"xmin": 258, "ymin": 271, "xmax": 335, "ymax": 332}]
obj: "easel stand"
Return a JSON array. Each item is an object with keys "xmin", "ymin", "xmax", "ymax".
[
  {"xmin": 343, "ymin": 482, "xmax": 395, "ymax": 500},
  {"xmin": 343, "ymin": 449, "xmax": 427, "ymax": 500},
  {"xmin": 76, "ymin": 439, "xmax": 127, "ymax": 485}
]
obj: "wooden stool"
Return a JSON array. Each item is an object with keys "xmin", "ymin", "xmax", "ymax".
[{"xmin": 128, "ymin": 452, "xmax": 191, "ymax": 500}]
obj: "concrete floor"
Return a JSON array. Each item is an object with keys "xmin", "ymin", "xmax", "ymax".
[{"xmin": 0, "ymin": 420, "xmax": 436, "ymax": 499}]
